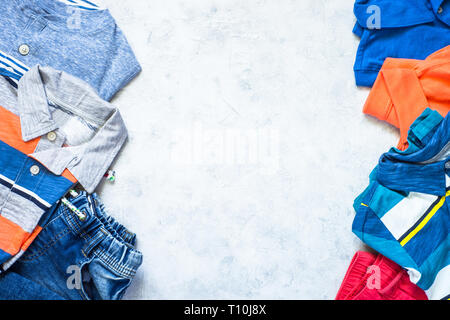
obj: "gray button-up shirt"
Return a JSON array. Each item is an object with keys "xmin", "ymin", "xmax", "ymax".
[{"xmin": 0, "ymin": 65, "xmax": 127, "ymax": 270}]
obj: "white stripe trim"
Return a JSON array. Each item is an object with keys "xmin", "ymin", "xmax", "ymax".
[
  {"xmin": 0, "ymin": 60, "xmax": 26, "ymax": 75},
  {"xmin": 380, "ymin": 192, "xmax": 437, "ymax": 240},
  {"xmin": 58, "ymin": 0, "xmax": 102, "ymax": 10},
  {"xmin": 425, "ymin": 262, "xmax": 450, "ymax": 300},
  {"xmin": 0, "ymin": 49, "xmax": 30, "ymax": 84},
  {"xmin": 0, "ymin": 173, "xmax": 51, "ymax": 208},
  {"xmin": 0, "ymin": 50, "xmax": 29, "ymax": 73},
  {"xmin": 0, "ymin": 173, "xmax": 14, "ymax": 185}
]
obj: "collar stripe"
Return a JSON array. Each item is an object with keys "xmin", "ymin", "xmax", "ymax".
[
  {"xmin": 58, "ymin": 0, "xmax": 100, "ymax": 10},
  {"xmin": 0, "ymin": 50, "xmax": 30, "ymax": 84}
]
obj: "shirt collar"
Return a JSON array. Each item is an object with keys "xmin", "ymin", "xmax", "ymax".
[
  {"xmin": 17, "ymin": 65, "xmax": 128, "ymax": 193},
  {"xmin": 18, "ymin": 66, "xmax": 59, "ymax": 142},
  {"xmin": 377, "ymin": 111, "xmax": 450, "ymax": 196},
  {"xmin": 429, "ymin": 0, "xmax": 445, "ymax": 13},
  {"xmin": 429, "ymin": 0, "xmax": 450, "ymax": 26},
  {"xmin": 14, "ymin": 0, "xmax": 113, "ymax": 32}
]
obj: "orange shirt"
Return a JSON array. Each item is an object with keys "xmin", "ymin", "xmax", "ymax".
[{"xmin": 363, "ymin": 45, "xmax": 450, "ymax": 150}]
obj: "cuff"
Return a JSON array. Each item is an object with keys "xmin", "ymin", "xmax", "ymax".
[
  {"xmin": 362, "ymin": 71, "xmax": 395, "ymax": 124},
  {"xmin": 354, "ymin": 69, "xmax": 379, "ymax": 87}
]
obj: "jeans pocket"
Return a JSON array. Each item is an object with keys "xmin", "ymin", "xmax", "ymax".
[{"xmin": 79, "ymin": 257, "xmax": 132, "ymax": 300}]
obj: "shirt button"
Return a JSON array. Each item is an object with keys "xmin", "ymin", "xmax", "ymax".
[
  {"xmin": 18, "ymin": 44, "xmax": 30, "ymax": 56},
  {"xmin": 47, "ymin": 131, "xmax": 57, "ymax": 142},
  {"xmin": 30, "ymin": 165, "xmax": 40, "ymax": 175},
  {"xmin": 438, "ymin": 6, "xmax": 444, "ymax": 14}
]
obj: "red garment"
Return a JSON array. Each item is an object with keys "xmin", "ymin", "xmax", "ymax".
[{"xmin": 335, "ymin": 251, "xmax": 428, "ymax": 300}]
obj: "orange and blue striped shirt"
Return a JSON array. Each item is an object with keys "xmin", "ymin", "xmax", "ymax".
[{"xmin": 0, "ymin": 65, "xmax": 127, "ymax": 271}]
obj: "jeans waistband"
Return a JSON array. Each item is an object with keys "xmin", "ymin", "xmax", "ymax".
[
  {"xmin": 60, "ymin": 192, "xmax": 142, "ymax": 278},
  {"xmin": 89, "ymin": 193, "xmax": 137, "ymax": 247}
]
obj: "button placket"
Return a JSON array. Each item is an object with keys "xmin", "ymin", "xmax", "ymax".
[
  {"xmin": 30, "ymin": 165, "xmax": 40, "ymax": 176},
  {"xmin": 14, "ymin": 159, "xmax": 45, "ymax": 200},
  {"xmin": 34, "ymin": 130, "xmax": 66, "ymax": 153},
  {"xmin": 16, "ymin": 16, "xmax": 48, "ymax": 59},
  {"xmin": 18, "ymin": 44, "xmax": 30, "ymax": 56},
  {"xmin": 47, "ymin": 131, "xmax": 57, "ymax": 142}
]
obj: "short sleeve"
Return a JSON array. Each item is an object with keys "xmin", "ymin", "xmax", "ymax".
[{"xmin": 98, "ymin": 22, "xmax": 142, "ymax": 101}]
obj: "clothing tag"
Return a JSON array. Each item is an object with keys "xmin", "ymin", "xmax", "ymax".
[
  {"xmin": 104, "ymin": 169, "xmax": 116, "ymax": 182},
  {"xmin": 61, "ymin": 197, "xmax": 86, "ymax": 221}
]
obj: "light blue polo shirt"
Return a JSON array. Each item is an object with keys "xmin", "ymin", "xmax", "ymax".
[{"xmin": 0, "ymin": 0, "xmax": 141, "ymax": 101}]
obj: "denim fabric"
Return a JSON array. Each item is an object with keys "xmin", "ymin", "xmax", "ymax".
[
  {"xmin": 89, "ymin": 193, "xmax": 137, "ymax": 247},
  {"xmin": 0, "ymin": 0, "xmax": 141, "ymax": 101},
  {"xmin": 5, "ymin": 192, "xmax": 142, "ymax": 300},
  {"xmin": 0, "ymin": 271, "xmax": 64, "ymax": 300}
]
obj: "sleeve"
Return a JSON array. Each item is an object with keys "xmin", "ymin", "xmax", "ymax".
[
  {"xmin": 352, "ymin": 22, "xmax": 364, "ymax": 38},
  {"xmin": 362, "ymin": 57, "xmax": 429, "ymax": 150},
  {"xmin": 98, "ymin": 22, "xmax": 142, "ymax": 101},
  {"xmin": 354, "ymin": 0, "xmax": 435, "ymax": 30}
]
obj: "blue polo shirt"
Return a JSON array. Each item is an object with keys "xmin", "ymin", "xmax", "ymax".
[{"xmin": 353, "ymin": 0, "xmax": 450, "ymax": 86}]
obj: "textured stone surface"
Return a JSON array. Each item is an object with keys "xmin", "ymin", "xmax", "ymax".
[{"xmin": 97, "ymin": 0, "xmax": 399, "ymax": 299}]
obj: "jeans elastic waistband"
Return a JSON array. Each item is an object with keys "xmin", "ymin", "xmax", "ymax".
[
  {"xmin": 89, "ymin": 193, "xmax": 137, "ymax": 247},
  {"xmin": 60, "ymin": 192, "xmax": 142, "ymax": 278}
]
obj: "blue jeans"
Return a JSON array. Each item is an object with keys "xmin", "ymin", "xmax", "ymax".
[
  {"xmin": 0, "ymin": 271, "xmax": 64, "ymax": 300},
  {"xmin": 0, "ymin": 192, "xmax": 142, "ymax": 300}
]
